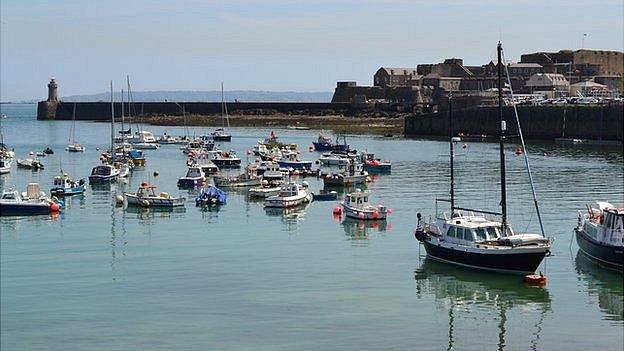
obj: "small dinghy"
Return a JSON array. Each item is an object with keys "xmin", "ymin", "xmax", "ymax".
[
  {"xmin": 89, "ymin": 164, "xmax": 120, "ymax": 184},
  {"xmin": 340, "ymin": 188, "xmax": 388, "ymax": 220},
  {"xmin": 50, "ymin": 172, "xmax": 86, "ymax": 196},
  {"xmin": 195, "ymin": 185, "xmax": 227, "ymax": 206},
  {"xmin": 361, "ymin": 151, "xmax": 391, "ymax": 173},
  {"xmin": 124, "ymin": 182, "xmax": 185, "ymax": 208},
  {"xmin": 312, "ymin": 190, "xmax": 338, "ymax": 201},
  {"xmin": 276, "ymin": 150, "xmax": 313, "ymax": 170},
  {"xmin": 249, "ymin": 179, "xmax": 283, "ymax": 198}
]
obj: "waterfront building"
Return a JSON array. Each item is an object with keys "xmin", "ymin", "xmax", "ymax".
[
  {"xmin": 524, "ymin": 73, "xmax": 570, "ymax": 96},
  {"xmin": 373, "ymin": 67, "xmax": 419, "ymax": 87}
]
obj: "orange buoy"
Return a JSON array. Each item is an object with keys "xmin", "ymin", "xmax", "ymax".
[
  {"xmin": 332, "ymin": 206, "xmax": 342, "ymax": 215},
  {"xmin": 372, "ymin": 210, "xmax": 380, "ymax": 219},
  {"xmin": 50, "ymin": 202, "xmax": 60, "ymax": 213},
  {"xmin": 524, "ymin": 273, "xmax": 547, "ymax": 285}
]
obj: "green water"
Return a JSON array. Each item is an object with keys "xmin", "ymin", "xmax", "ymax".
[{"xmin": 1, "ymin": 104, "xmax": 622, "ymax": 350}]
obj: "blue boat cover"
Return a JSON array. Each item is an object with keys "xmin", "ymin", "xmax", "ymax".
[{"xmin": 195, "ymin": 186, "xmax": 227, "ymax": 205}]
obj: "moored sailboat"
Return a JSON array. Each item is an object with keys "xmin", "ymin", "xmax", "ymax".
[{"xmin": 413, "ymin": 43, "xmax": 552, "ymax": 274}]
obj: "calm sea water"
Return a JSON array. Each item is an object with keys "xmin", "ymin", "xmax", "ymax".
[{"xmin": 1, "ymin": 104, "xmax": 622, "ymax": 350}]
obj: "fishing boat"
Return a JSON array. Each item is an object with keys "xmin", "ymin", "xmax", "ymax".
[
  {"xmin": 0, "ymin": 156, "xmax": 12, "ymax": 174},
  {"xmin": 177, "ymin": 166, "xmax": 206, "ymax": 188},
  {"xmin": 16, "ymin": 157, "xmax": 44, "ymax": 170},
  {"xmin": 132, "ymin": 130, "xmax": 159, "ymax": 149},
  {"xmin": 207, "ymin": 149, "xmax": 241, "ymax": 168},
  {"xmin": 89, "ymin": 164, "xmax": 120, "ymax": 184},
  {"xmin": 253, "ymin": 131, "xmax": 297, "ymax": 154},
  {"xmin": 50, "ymin": 172, "xmax": 86, "ymax": 196},
  {"xmin": 214, "ymin": 166, "xmax": 261, "ymax": 188},
  {"xmin": 340, "ymin": 188, "xmax": 388, "ymax": 220},
  {"xmin": 318, "ymin": 152, "xmax": 352, "ymax": 166},
  {"xmin": 124, "ymin": 182, "xmax": 185, "ymax": 207},
  {"xmin": 0, "ymin": 183, "xmax": 61, "ymax": 216},
  {"xmin": 413, "ymin": 43, "xmax": 552, "ymax": 275},
  {"xmin": 361, "ymin": 151, "xmax": 391, "ymax": 173},
  {"xmin": 265, "ymin": 181, "xmax": 311, "ymax": 208},
  {"xmin": 254, "ymin": 161, "xmax": 287, "ymax": 182},
  {"xmin": 195, "ymin": 185, "xmax": 227, "ymax": 206},
  {"xmin": 211, "ymin": 83, "xmax": 232, "ymax": 141},
  {"xmin": 322, "ymin": 161, "xmax": 368, "ymax": 187},
  {"xmin": 312, "ymin": 134, "xmax": 349, "ymax": 152},
  {"xmin": 574, "ymin": 202, "xmax": 623, "ymax": 268},
  {"xmin": 66, "ymin": 103, "xmax": 86, "ymax": 152},
  {"xmin": 276, "ymin": 150, "xmax": 312, "ymax": 170}
]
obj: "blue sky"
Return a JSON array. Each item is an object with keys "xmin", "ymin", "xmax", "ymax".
[{"xmin": 1, "ymin": 0, "xmax": 622, "ymax": 101}]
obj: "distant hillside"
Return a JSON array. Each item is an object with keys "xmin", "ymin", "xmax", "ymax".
[{"xmin": 60, "ymin": 90, "xmax": 333, "ymax": 103}]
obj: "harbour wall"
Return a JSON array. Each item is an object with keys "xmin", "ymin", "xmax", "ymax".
[
  {"xmin": 404, "ymin": 104, "xmax": 624, "ymax": 141},
  {"xmin": 37, "ymin": 101, "xmax": 357, "ymax": 120}
]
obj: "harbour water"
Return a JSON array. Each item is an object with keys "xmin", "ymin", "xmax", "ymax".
[{"xmin": 1, "ymin": 104, "xmax": 622, "ymax": 350}]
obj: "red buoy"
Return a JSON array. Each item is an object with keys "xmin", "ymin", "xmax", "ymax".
[
  {"xmin": 332, "ymin": 206, "xmax": 342, "ymax": 215},
  {"xmin": 50, "ymin": 202, "xmax": 60, "ymax": 213},
  {"xmin": 524, "ymin": 273, "xmax": 547, "ymax": 286}
]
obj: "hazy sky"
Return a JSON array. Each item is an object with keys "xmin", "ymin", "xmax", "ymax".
[{"xmin": 1, "ymin": 0, "xmax": 622, "ymax": 101}]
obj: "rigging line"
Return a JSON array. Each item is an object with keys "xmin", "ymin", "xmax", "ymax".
[{"xmin": 501, "ymin": 49, "xmax": 546, "ymax": 238}]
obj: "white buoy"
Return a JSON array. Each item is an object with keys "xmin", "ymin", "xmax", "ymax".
[{"xmin": 115, "ymin": 194, "xmax": 124, "ymax": 205}]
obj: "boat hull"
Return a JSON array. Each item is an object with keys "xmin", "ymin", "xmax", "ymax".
[
  {"xmin": 212, "ymin": 159, "xmax": 241, "ymax": 168},
  {"xmin": 341, "ymin": 204, "xmax": 387, "ymax": 220},
  {"xmin": 88, "ymin": 175, "xmax": 118, "ymax": 184},
  {"xmin": 50, "ymin": 186, "xmax": 85, "ymax": 196},
  {"xmin": 419, "ymin": 238, "xmax": 548, "ymax": 274},
  {"xmin": 265, "ymin": 194, "xmax": 311, "ymax": 208},
  {"xmin": 575, "ymin": 228, "xmax": 624, "ymax": 267},
  {"xmin": 312, "ymin": 142, "xmax": 349, "ymax": 152},
  {"xmin": 277, "ymin": 161, "xmax": 313, "ymax": 170},
  {"xmin": 125, "ymin": 194, "xmax": 185, "ymax": 207},
  {"xmin": 177, "ymin": 177, "xmax": 204, "ymax": 188},
  {"xmin": 212, "ymin": 135, "xmax": 231, "ymax": 142},
  {"xmin": 363, "ymin": 164, "xmax": 391, "ymax": 173},
  {"xmin": 0, "ymin": 202, "xmax": 51, "ymax": 216},
  {"xmin": 323, "ymin": 174, "xmax": 367, "ymax": 186}
]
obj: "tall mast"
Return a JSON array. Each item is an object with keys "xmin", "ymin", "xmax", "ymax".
[
  {"xmin": 110, "ymin": 81, "xmax": 115, "ymax": 158},
  {"xmin": 497, "ymin": 42, "xmax": 508, "ymax": 231},
  {"xmin": 221, "ymin": 82, "xmax": 225, "ymax": 129},
  {"xmin": 448, "ymin": 93, "xmax": 455, "ymax": 213}
]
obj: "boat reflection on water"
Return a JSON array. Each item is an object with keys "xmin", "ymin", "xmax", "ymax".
[
  {"xmin": 341, "ymin": 217, "xmax": 389, "ymax": 242},
  {"xmin": 574, "ymin": 251, "xmax": 623, "ymax": 322},
  {"xmin": 265, "ymin": 203, "xmax": 309, "ymax": 231},
  {"xmin": 124, "ymin": 205, "xmax": 187, "ymax": 222},
  {"xmin": 414, "ymin": 258, "xmax": 551, "ymax": 351}
]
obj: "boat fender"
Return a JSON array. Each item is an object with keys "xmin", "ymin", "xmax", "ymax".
[
  {"xmin": 115, "ymin": 195, "xmax": 124, "ymax": 205},
  {"xmin": 140, "ymin": 199, "xmax": 150, "ymax": 207},
  {"xmin": 523, "ymin": 273, "xmax": 547, "ymax": 285}
]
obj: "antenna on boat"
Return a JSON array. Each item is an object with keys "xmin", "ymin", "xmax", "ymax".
[
  {"xmin": 448, "ymin": 93, "xmax": 455, "ymax": 215},
  {"xmin": 497, "ymin": 41, "xmax": 508, "ymax": 232}
]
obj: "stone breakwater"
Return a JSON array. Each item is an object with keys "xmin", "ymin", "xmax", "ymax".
[{"xmin": 405, "ymin": 104, "xmax": 623, "ymax": 142}]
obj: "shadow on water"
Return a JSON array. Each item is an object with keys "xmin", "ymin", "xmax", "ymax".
[
  {"xmin": 414, "ymin": 257, "xmax": 551, "ymax": 351},
  {"xmin": 574, "ymin": 251, "xmax": 624, "ymax": 322}
]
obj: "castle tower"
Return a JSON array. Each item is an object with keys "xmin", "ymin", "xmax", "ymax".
[{"xmin": 47, "ymin": 77, "xmax": 58, "ymax": 102}]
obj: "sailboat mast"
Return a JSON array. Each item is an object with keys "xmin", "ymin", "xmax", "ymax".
[
  {"xmin": 110, "ymin": 81, "xmax": 115, "ymax": 157},
  {"xmin": 448, "ymin": 93, "xmax": 455, "ymax": 213},
  {"xmin": 497, "ymin": 42, "xmax": 508, "ymax": 231},
  {"xmin": 221, "ymin": 82, "xmax": 225, "ymax": 128}
]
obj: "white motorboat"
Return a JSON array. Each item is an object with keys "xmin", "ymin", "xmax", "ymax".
[
  {"xmin": 124, "ymin": 182, "xmax": 185, "ymax": 207},
  {"xmin": 16, "ymin": 157, "xmax": 44, "ymax": 170},
  {"xmin": 207, "ymin": 149, "xmax": 241, "ymax": 168},
  {"xmin": 66, "ymin": 144, "xmax": 86, "ymax": 152},
  {"xmin": 574, "ymin": 201, "xmax": 623, "ymax": 267},
  {"xmin": 340, "ymin": 188, "xmax": 388, "ymax": 220},
  {"xmin": 265, "ymin": 181, "xmax": 311, "ymax": 208},
  {"xmin": 0, "ymin": 183, "xmax": 61, "ymax": 216},
  {"xmin": 319, "ymin": 152, "xmax": 351, "ymax": 166},
  {"xmin": 249, "ymin": 186, "xmax": 281, "ymax": 198}
]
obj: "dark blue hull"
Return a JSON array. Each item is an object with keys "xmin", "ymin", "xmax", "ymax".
[
  {"xmin": 313, "ymin": 142, "xmax": 349, "ymax": 152},
  {"xmin": 212, "ymin": 135, "xmax": 231, "ymax": 142},
  {"xmin": 575, "ymin": 229, "xmax": 624, "ymax": 267},
  {"xmin": 1, "ymin": 203, "xmax": 50, "ymax": 216},
  {"xmin": 50, "ymin": 186, "xmax": 85, "ymax": 196},
  {"xmin": 311, "ymin": 192, "xmax": 338, "ymax": 201},
  {"xmin": 88, "ymin": 176, "xmax": 117, "ymax": 184},
  {"xmin": 177, "ymin": 178, "xmax": 204, "ymax": 188},
  {"xmin": 277, "ymin": 161, "xmax": 313, "ymax": 170},
  {"xmin": 420, "ymin": 238, "xmax": 547, "ymax": 274}
]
